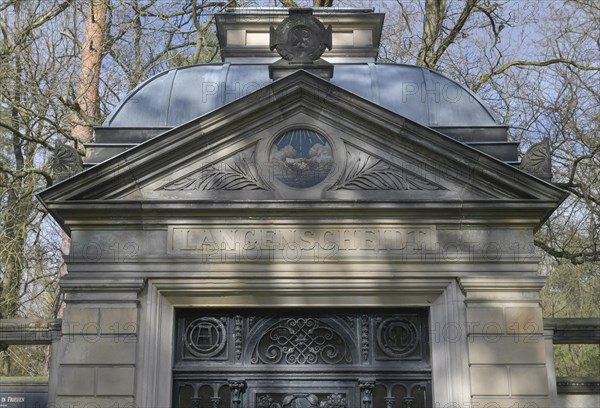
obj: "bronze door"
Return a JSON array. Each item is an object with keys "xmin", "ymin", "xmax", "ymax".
[{"xmin": 173, "ymin": 309, "xmax": 431, "ymax": 408}]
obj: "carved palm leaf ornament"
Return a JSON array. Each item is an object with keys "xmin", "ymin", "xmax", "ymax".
[
  {"xmin": 158, "ymin": 152, "xmax": 268, "ymax": 191},
  {"xmin": 331, "ymin": 146, "xmax": 444, "ymax": 191}
]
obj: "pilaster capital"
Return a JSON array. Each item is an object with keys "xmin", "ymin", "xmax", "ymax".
[
  {"xmin": 458, "ymin": 276, "xmax": 546, "ymax": 303},
  {"xmin": 60, "ymin": 276, "xmax": 146, "ymax": 304}
]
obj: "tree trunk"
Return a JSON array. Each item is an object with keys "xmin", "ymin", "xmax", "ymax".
[{"xmin": 71, "ymin": 0, "xmax": 107, "ymax": 145}]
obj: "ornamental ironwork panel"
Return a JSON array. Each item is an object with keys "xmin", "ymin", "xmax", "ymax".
[
  {"xmin": 174, "ymin": 309, "xmax": 431, "ymax": 408},
  {"xmin": 251, "ymin": 318, "xmax": 352, "ymax": 365}
]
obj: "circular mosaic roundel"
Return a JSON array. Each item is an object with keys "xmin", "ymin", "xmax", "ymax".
[
  {"xmin": 184, "ymin": 317, "xmax": 226, "ymax": 358},
  {"xmin": 377, "ymin": 318, "xmax": 419, "ymax": 358},
  {"xmin": 269, "ymin": 128, "xmax": 333, "ymax": 189}
]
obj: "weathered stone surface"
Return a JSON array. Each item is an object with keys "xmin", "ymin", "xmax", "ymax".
[
  {"xmin": 510, "ymin": 366, "xmax": 549, "ymax": 395},
  {"xmin": 505, "ymin": 307, "xmax": 543, "ymax": 334},
  {"xmin": 99, "ymin": 308, "xmax": 138, "ymax": 335},
  {"xmin": 96, "ymin": 366, "xmax": 135, "ymax": 396},
  {"xmin": 56, "ymin": 367, "xmax": 95, "ymax": 396},
  {"xmin": 468, "ymin": 336, "xmax": 546, "ymax": 364},
  {"xmin": 470, "ymin": 366, "xmax": 509, "ymax": 395},
  {"xmin": 61, "ymin": 336, "xmax": 136, "ymax": 365},
  {"xmin": 62, "ymin": 308, "xmax": 99, "ymax": 335},
  {"xmin": 467, "ymin": 307, "xmax": 505, "ymax": 334}
]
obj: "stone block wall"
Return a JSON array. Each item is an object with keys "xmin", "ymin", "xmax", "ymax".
[
  {"xmin": 462, "ymin": 278, "xmax": 551, "ymax": 408},
  {"xmin": 54, "ymin": 305, "xmax": 138, "ymax": 408}
]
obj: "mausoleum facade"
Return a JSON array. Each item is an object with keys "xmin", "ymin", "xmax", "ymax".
[{"xmin": 38, "ymin": 8, "xmax": 567, "ymax": 408}]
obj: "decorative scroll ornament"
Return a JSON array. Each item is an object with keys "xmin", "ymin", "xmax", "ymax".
[
  {"xmin": 252, "ymin": 318, "xmax": 352, "ymax": 365},
  {"xmin": 51, "ymin": 141, "xmax": 83, "ymax": 182},
  {"xmin": 184, "ymin": 317, "xmax": 227, "ymax": 358},
  {"xmin": 158, "ymin": 152, "xmax": 268, "ymax": 191},
  {"xmin": 377, "ymin": 318, "xmax": 419, "ymax": 358},
  {"xmin": 331, "ymin": 147, "xmax": 443, "ymax": 191},
  {"xmin": 519, "ymin": 139, "xmax": 552, "ymax": 181}
]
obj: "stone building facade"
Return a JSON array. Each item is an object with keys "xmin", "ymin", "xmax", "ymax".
[{"xmin": 38, "ymin": 8, "xmax": 567, "ymax": 408}]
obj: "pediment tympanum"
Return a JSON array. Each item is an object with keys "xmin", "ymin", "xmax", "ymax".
[
  {"xmin": 146, "ymin": 128, "xmax": 454, "ymax": 201},
  {"xmin": 39, "ymin": 71, "xmax": 565, "ymax": 209}
]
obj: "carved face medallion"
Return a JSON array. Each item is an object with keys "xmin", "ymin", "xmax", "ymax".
[{"xmin": 269, "ymin": 128, "xmax": 334, "ymax": 189}]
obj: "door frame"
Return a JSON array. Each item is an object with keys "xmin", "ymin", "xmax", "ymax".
[{"xmin": 136, "ymin": 278, "xmax": 471, "ymax": 408}]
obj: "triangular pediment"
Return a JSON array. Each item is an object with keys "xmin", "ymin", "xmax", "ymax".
[
  {"xmin": 144, "ymin": 140, "xmax": 452, "ymax": 201},
  {"xmin": 39, "ymin": 70, "xmax": 565, "ymax": 211}
]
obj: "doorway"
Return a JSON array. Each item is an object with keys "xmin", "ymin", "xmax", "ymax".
[{"xmin": 173, "ymin": 309, "xmax": 431, "ymax": 408}]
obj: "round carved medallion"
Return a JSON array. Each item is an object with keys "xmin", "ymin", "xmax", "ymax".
[
  {"xmin": 271, "ymin": 12, "xmax": 330, "ymax": 62},
  {"xmin": 269, "ymin": 129, "xmax": 334, "ymax": 189},
  {"xmin": 184, "ymin": 317, "xmax": 227, "ymax": 358},
  {"xmin": 377, "ymin": 318, "xmax": 419, "ymax": 357}
]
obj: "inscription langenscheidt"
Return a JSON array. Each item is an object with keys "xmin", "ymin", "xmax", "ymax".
[{"xmin": 168, "ymin": 226, "xmax": 435, "ymax": 262}]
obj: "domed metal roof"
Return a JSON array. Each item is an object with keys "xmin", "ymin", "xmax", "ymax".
[{"xmin": 104, "ymin": 63, "xmax": 500, "ymax": 128}]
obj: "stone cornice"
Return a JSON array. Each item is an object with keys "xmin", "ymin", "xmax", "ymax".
[
  {"xmin": 60, "ymin": 277, "xmax": 146, "ymax": 303},
  {"xmin": 459, "ymin": 276, "xmax": 546, "ymax": 302},
  {"xmin": 459, "ymin": 276, "xmax": 546, "ymax": 290}
]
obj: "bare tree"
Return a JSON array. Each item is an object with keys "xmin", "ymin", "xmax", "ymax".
[{"xmin": 0, "ymin": 0, "xmax": 71, "ymax": 375}]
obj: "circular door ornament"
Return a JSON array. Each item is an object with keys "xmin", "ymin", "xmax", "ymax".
[
  {"xmin": 184, "ymin": 317, "xmax": 227, "ymax": 358},
  {"xmin": 377, "ymin": 318, "xmax": 419, "ymax": 357},
  {"xmin": 270, "ymin": 10, "xmax": 332, "ymax": 63},
  {"xmin": 269, "ymin": 128, "xmax": 334, "ymax": 189}
]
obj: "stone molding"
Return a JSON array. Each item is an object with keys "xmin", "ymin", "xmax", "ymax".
[
  {"xmin": 60, "ymin": 277, "xmax": 145, "ymax": 303},
  {"xmin": 136, "ymin": 279, "xmax": 470, "ymax": 408},
  {"xmin": 459, "ymin": 276, "xmax": 546, "ymax": 303}
]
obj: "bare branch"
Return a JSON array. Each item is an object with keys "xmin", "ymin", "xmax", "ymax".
[
  {"xmin": 474, "ymin": 58, "xmax": 600, "ymax": 91},
  {"xmin": 429, "ymin": 0, "xmax": 478, "ymax": 67},
  {"xmin": 535, "ymin": 239, "xmax": 600, "ymax": 265}
]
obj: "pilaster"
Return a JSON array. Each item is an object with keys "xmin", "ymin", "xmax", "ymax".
[
  {"xmin": 460, "ymin": 276, "xmax": 550, "ymax": 408},
  {"xmin": 55, "ymin": 277, "xmax": 144, "ymax": 408}
]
